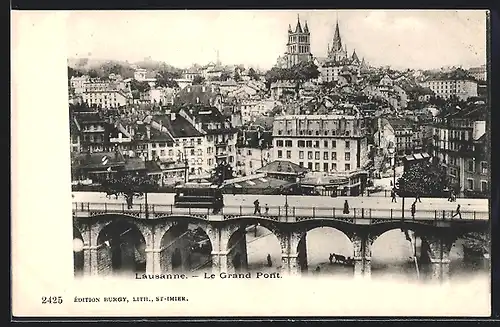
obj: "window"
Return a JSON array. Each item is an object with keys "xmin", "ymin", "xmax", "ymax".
[
  {"xmin": 190, "ymin": 149, "xmax": 195, "ymax": 156},
  {"xmin": 332, "ymin": 163, "xmax": 337, "ymax": 171},
  {"xmin": 151, "ymin": 150, "xmax": 157, "ymax": 158},
  {"xmin": 285, "ymin": 140, "xmax": 293, "ymax": 147},
  {"xmin": 308, "ymin": 162, "xmax": 313, "ymax": 169},
  {"xmin": 324, "ymin": 140, "xmax": 328, "ymax": 147},
  {"xmin": 332, "ymin": 140, "xmax": 336, "ymax": 148},
  {"xmin": 468, "ymin": 160, "xmax": 475, "ymax": 172},
  {"xmin": 323, "ymin": 152, "xmax": 329, "ymax": 160},
  {"xmin": 198, "ymin": 149, "xmax": 203, "ymax": 156},
  {"xmin": 481, "ymin": 161, "xmax": 488, "ymax": 174},
  {"xmin": 247, "ymin": 149, "xmax": 252, "ymax": 155},
  {"xmin": 331, "ymin": 152, "xmax": 337, "ymax": 160},
  {"xmin": 314, "ymin": 141, "xmax": 320, "ymax": 148},
  {"xmin": 345, "ymin": 152, "xmax": 350, "ymax": 161},
  {"xmin": 299, "ymin": 162, "xmax": 304, "ymax": 167},
  {"xmin": 467, "ymin": 178, "xmax": 474, "ymax": 190},
  {"xmin": 323, "ymin": 163, "xmax": 329, "ymax": 172},
  {"xmin": 299, "ymin": 151, "xmax": 304, "ymax": 159},
  {"xmin": 276, "ymin": 140, "xmax": 284, "ymax": 147},
  {"xmin": 160, "ymin": 150, "xmax": 165, "ymax": 156},
  {"xmin": 249, "ymin": 161, "xmax": 253, "ymax": 168},
  {"xmin": 315, "ymin": 151, "xmax": 320, "ymax": 160},
  {"xmin": 208, "ymin": 158, "xmax": 213, "ymax": 165},
  {"xmin": 308, "ymin": 151, "xmax": 313, "ymax": 160},
  {"xmin": 159, "ymin": 143, "xmax": 166, "ymax": 148},
  {"xmin": 277, "ymin": 150, "xmax": 283, "ymax": 158},
  {"xmin": 345, "ymin": 163, "xmax": 351, "ymax": 171},
  {"xmin": 315, "ymin": 163, "xmax": 320, "ymax": 171},
  {"xmin": 345, "ymin": 141, "xmax": 350, "ymax": 149},
  {"xmin": 168, "ymin": 149, "xmax": 173, "ymax": 156},
  {"xmin": 197, "ymin": 138, "xmax": 202, "ymax": 145},
  {"xmin": 298, "ymin": 140, "xmax": 305, "ymax": 147},
  {"xmin": 286, "ymin": 150, "xmax": 291, "ymax": 159},
  {"xmin": 306, "ymin": 141, "xmax": 312, "ymax": 148},
  {"xmin": 481, "ymin": 180, "xmax": 488, "ymax": 192}
]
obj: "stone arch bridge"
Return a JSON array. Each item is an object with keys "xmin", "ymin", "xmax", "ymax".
[{"xmin": 72, "ymin": 202, "xmax": 489, "ymax": 281}]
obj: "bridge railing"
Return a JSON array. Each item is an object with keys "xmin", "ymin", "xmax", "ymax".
[{"xmin": 72, "ymin": 202, "xmax": 489, "ymax": 222}]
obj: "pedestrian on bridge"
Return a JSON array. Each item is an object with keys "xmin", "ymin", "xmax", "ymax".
[
  {"xmin": 391, "ymin": 188, "xmax": 397, "ymax": 203},
  {"xmin": 452, "ymin": 204, "xmax": 462, "ymax": 219},
  {"xmin": 343, "ymin": 200, "xmax": 350, "ymax": 214},
  {"xmin": 253, "ymin": 199, "xmax": 261, "ymax": 215},
  {"xmin": 411, "ymin": 201, "xmax": 416, "ymax": 219},
  {"xmin": 265, "ymin": 204, "xmax": 269, "ymax": 215}
]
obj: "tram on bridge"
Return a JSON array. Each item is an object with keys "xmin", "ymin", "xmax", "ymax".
[{"xmin": 174, "ymin": 182, "xmax": 224, "ymax": 211}]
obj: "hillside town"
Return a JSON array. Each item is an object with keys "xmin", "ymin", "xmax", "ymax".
[{"xmin": 69, "ymin": 16, "xmax": 489, "ymax": 199}]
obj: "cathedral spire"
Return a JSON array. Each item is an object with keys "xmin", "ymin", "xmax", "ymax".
[
  {"xmin": 332, "ymin": 19, "xmax": 342, "ymax": 51},
  {"xmin": 288, "ymin": 24, "xmax": 292, "ymax": 33},
  {"xmin": 295, "ymin": 14, "xmax": 303, "ymax": 33},
  {"xmin": 304, "ymin": 20, "xmax": 309, "ymax": 33}
]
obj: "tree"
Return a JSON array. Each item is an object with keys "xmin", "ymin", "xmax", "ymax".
[
  {"xmin": 156, "ymin": 72, "xmax": 179, "ymax": 88},
  {"xmin": 396, "ymin": 161, "xmax": 450, "ymax": 197},
  {"xmin": 68, "ymin": 66, "xmax": 83, "ymax": 78},
  {"xmin": 192, "ymin": 75, "xmax": 205, "ymax": 85},
  {"xmin": 101, "ymin": 173, "xmax": 158, "ymax": 208},
  {"xmin": 234, "ymin": 68, "xmax": 242, "ymax": 82},
  {"xmin": 129, "ymin": 79, "xmax": 151, "ymax": 93},
  {"xmin": 220, "ymin": 72, "xmax": 231, "ymax": 81},
  {"xmin": 248, "ymin": 68, "xmax": 259, "ymax": 81},
  {"xmin": 212, "ymin": 162, "xmax": 234, "ymax": 185}
]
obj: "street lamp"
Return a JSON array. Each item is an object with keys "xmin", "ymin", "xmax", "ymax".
[{"xmin": 387, "ymin": 142, "xmax": 396, "ymax": 188}]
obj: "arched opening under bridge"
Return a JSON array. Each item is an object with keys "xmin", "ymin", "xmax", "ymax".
[
  {"xmin": 371, "ymin": 228, "xmax": 422, "ymax": 281},
  {"xmin": 96, "ymin": 220, "xmax": 146, "ymax": 276},
  {"xmin": 298, "ymin": 226, "xmax": 354, "ymax": 277},
  {"xmin": 226, "ymin": 223, "xmax": 281, "ymax": 273},
  {"xmin": 73, "ymin": 227, "xmax": 84, "ymax": 277},
  {"xmin": 159, "ymin": 222, "xmax": 213, "ymax": 274}
]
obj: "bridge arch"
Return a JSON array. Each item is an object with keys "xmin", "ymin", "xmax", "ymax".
[
  {"xmin": 96, "ymin": 218, "xmax": 147, "ymax": 276},
  {"xmin": 224, "ymin": 219, "xmax": 282, "ymax": 273},
  {"xmin": 157, "ymin": 220, "xmax": 214, "ymax": 273},
  {"xmin": 297, "ymin": 225, "xmax": 354, "ymax": 276},
  {"xmin": 73, "ymin": 227, "xmax": 84, "ymax": 276}
]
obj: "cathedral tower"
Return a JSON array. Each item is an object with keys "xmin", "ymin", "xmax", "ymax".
[
  {"xmin": 327, "ymin": 19, "xmax": 348, "ymax": 62},
  {"xmin": 285, "ymin": 15, "xmax": 313, "ymax": 68}
]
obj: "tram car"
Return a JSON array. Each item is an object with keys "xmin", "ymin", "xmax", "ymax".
[{"xmin": 174, "ymin": 182, "xmax": 224, "ymax": 210}]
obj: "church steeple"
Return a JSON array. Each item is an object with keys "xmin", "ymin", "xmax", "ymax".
[
  {"xmin": 332, "ymin": 19, "xmax": 342, "ymax": 51},
  {"xmin": 288, "ymin": 24, "xmax": 292, "ymax": 33},
  {"xmin": 304, "ymin": 20, "xmax": 309, "ymax": 33},
  {"xmin": 352, "ymin": 49, "xmax": 359, "ymax": 62},
  {"xmin": 295, "ymin": 14, "xmax": 303, "ymax": 33}
]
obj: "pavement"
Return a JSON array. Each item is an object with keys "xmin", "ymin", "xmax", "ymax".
[{"xmin": 73, "ymin": 191, "xmax": 489, "ymax": 213}]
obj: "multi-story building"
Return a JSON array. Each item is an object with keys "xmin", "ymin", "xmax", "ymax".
[
  {"xmin": 420, "ymin": 78, "xmax": 478, "ymax": 101},
  {"xmin": 82, "ymin": 90, "xmax": 130, "ymax": 108},
  {"xmin": 432, "ymin": 105, "xmax": 488, "ymax": 196},
  {"xmin": 136, "ymin": 106, "xmax": 238, "ymax": 178},
  {"xmin": 375, "ymin": 118, "xmax": 416, "ymax": 156},
  {"xmin": 235, "ymin": 127, "xmax": 273, "ymax": 177},
  {"xmin": 70, "ymin": 75, "xmax": 90, "ymax": 94},
  {"xmin": 72, "ymin": 111, "xmax": 111, "ymax": 153},
  {"xmin": 272, "ymin": 114, "xmax": 371, "ymax": 195},
  {"xmin": 175, "ymin": 84, "xmax": 223, "ymax": 109},
  {"xmin": 285, "ymin": 16, "xmax": 313, "ymax": 68},
  {"xmin": 468, "ymin": 64, "xmax": 487, "ymax": 82},
  {"xmin": 239, "ymin": 99, "xmax": 280, "ymax": 124}
]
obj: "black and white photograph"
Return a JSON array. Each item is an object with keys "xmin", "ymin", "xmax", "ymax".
[
  {"xmin": 68, "ymin": 10, "xmax": 490, "ymax": 284},
  {"xmin": 12, "ymin": 9, "xmax": 492, "ymax": 317}
]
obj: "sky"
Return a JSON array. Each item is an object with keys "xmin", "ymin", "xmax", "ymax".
[{"xmin": 66, "ymin": 10, "xmax": 488, "ymax": 71}]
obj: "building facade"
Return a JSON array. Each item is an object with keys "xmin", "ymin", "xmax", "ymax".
[
  {"xmin": 272, "ymin": 114, "xmax": 371, "ymax": 195},
  {"xmin": 420, "ymin": 78, "xmax": 478, "ymax": 101}
]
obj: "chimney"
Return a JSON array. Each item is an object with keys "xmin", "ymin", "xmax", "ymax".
[{"xmin": 171, "ymin": 112, "xmax": 176, "ymax": 121}]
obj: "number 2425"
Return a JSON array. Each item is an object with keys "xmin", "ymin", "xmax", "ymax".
[{"xmin": 41, "ymin": 296, "xmax": 63, "ymax": 304}]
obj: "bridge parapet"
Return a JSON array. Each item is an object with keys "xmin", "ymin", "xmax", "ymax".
[{"xmin": 72, "ymin": 202, "xmax": 489, "ymax": 226}]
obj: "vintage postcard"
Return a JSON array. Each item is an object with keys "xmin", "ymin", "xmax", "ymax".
[{"xmin": 12, "ymin": 9, "xmax": 491, "ymax": 317}]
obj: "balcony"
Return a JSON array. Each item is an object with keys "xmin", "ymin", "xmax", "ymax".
[{"xmin": 215, "ymin": 152, "xmax": 228, "ymax": 158}]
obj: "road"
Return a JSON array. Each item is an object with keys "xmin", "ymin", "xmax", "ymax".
[{"xmin": 73, "ymin": 191, "xmax": 489, "ymax": 212}]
